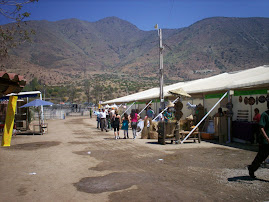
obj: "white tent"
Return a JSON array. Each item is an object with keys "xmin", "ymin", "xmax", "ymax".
[{"xmin": 103, "ymin": 65, "xmax": 269, "ymax": 104}]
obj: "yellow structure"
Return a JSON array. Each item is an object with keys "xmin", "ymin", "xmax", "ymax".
[{"xmin": 1, "ymin": 96, "xmax": 18, "ymax": 147}]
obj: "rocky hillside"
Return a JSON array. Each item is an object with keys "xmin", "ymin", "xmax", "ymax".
[{"xmin": 1, "ymin": 17, "xmax": 269, "ymax": 86}]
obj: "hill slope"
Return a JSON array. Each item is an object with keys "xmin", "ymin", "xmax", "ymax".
[{"xmin": 1, "ymin": 17, "xmax": 269, "ymax": 87}]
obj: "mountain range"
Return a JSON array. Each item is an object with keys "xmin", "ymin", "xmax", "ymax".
[{"xmin": 1, "ymin": 16, "xmax": 269, "ymax": 89}]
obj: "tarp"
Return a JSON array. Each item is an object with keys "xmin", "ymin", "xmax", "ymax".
[{"xmin": 103, "ymin": 65, "xmax": 269, "ymax": 104}]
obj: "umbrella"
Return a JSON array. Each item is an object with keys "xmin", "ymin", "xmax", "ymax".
[
  {"xmin": 19, "ymin": 99, "xmax": 53, "ymax": 134},
  {"xmin": 20, "ymin": 99, "xmax": 53, "ymax": 108}
]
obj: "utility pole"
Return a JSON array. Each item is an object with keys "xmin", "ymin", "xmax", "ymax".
[
  {"xmin": 155, "ymin": 24, "xmax": 164, "ymax": 109},
  {"xmin": 43, "ymin": 84, "xmax": 46, "ymax": 101}
]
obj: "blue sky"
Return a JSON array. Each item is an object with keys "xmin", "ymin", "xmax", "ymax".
[{"xmin": 1, "ymin": 0, "xmax": 269, "ymax": 30}]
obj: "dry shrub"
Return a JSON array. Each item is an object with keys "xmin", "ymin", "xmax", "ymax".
[{"xmin": 149, "ymin": 131, "xmax": 158, "ymax": 139}]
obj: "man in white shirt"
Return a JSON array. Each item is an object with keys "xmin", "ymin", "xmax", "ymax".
[{"xmin": 100, "ymin": 108, "xmax": 108, "ymax": 132}]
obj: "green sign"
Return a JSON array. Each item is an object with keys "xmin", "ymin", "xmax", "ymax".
[
  {"xmin": 205, "ymin": 93, "xmax": 228, "ymax": 99},
  {"xmin": 234, "ymin": 89, "xmax": 267, "ymax": 96}
]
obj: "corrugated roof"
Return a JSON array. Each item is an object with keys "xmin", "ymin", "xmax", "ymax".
[{"xmin": 0, "ymin": 71, "xmax": 26, "ymax": 98}]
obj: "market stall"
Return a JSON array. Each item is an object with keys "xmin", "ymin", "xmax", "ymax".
[{"xmin": 103, "ymin": 65, "xmax": 269, "ymax": 144}]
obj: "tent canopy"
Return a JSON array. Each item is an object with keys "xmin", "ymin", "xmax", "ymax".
[
  {"xmin": 20, "ymin": 99, "xmax": 53, "ymax": 108},
  {"xmin": 103, "ymin": 65, "xmax": 269, "ymax": 104},
  {"xmin": 0, "ymin": 91, "xmax": 42, "ymax": 101}
]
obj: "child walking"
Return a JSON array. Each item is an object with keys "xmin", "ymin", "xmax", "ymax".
[{"xmin": 121, "ymin": 113, "xmax": 129, "ymax": 139}]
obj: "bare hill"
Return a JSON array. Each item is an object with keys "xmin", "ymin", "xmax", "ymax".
[{"xmin": 1, "ymin": 17, "xmax": 269, "ymax": 87}]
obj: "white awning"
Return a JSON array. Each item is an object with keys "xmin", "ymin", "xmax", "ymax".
[{"xmin": 103, "ymin": 65, "xmax": 269, "ymax": 104}]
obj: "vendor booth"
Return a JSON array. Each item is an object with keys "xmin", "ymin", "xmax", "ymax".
[
  {"xmin": 0, "ymin": 72, "xmax": 26, "ymax": 146},
  {"xmin": 103, "ymin": 65, "xmax": 269, "ymax": 144}
]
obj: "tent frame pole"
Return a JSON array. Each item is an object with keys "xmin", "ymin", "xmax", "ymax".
[
  {"xmin": 181, "ymin": 91, "xmax": 228, "ymax": 144},
  {"xmin": 153, "ymin": 97, "xmax": 180, "ymax": 121},
  {"xmin": 227, "ymin": 90, "xmax": 231, "ymax": 143},
  {"xmin": 121, "ymin": 102, "xmax": 135, "ymax": 117},
  {"xmin": 40, "ymin": 93, "xmax": 44, "ymax": 124},
  {"xmin": 136, "ymin": 97, "xmax": 179, "ymax": 138},
  {"xmin": 138, "ymin": 100, "xmax": 153, "ymax": 116}
]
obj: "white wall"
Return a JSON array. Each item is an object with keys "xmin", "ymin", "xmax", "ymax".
[{"xmin": 232, "ymin": 94, "xmax": 268, "ymax": 121}]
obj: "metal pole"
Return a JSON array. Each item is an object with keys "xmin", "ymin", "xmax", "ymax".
[
  {"xmin": 227, "ymin": 90, "xmax": 231, "ymax": 143},
  {"xmin": 121, "ymin": 102, "xmax": 135, "ymax": 117},
  {"xmin": 159, "ymin": 28, "xmax": 164, "ymax": 110},
  {"xmin": 136, "ymin": 97, "xmax": 179, "ymax": 137},
  {"xmin": 153, "ymin": 97, "xmax": 180, "ymax": 121},
  {"xmin": 43, "ymin": 85, "xmax": 46, "ymax": 101},
  {"xmin": 181, "ymin": 91, "xmax": 228, "ymax": 144},
  {"xmin": 40, "ymin": 93, "xmax": 44, "ymax": 124},
  {"xmin": 138, "ymin": 100, "xmax": 152, "ymax": 116}
]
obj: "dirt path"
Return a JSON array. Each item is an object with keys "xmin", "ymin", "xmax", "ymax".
[{"xmin": 0, "ymin": 116, "xmax": 268, "ymax": 202}]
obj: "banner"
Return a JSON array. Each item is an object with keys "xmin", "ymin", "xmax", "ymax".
[
  {"xmin": 1, "ymin": 96, "xmax": 18, "ymax": 147},
  {"xmin": 234, "ymin": 89, "xmax": 267, "ymax": 96}
]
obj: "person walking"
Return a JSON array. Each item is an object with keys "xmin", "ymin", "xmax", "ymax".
[
  {"xmin": 100, "ymin": 108, "xmax": 108, "ymax": 132},
  {"xmin": 146, "ymin": 107, "xmax": 155, "ymax": 119},
  {"xmin": 121, "ymin": 113, "xmax": 129, "ymax": 139},
  {"xmin": 248, "ymin": 104, "xmax": 269, "ymax": 178},
  {"xmin": 96, "ymin": 109, "xmax": 101, "ymax": 129},
  {"xmin": 90, "ymin": 108, "xmax": 92, "ymax": 118},
  {"xmin": 128, "ymin": 109, "xmax": 140, "ymax": 139},
  {"xmin": 112, "ymin": 110, "xmax": 121, "ymax": 139}
]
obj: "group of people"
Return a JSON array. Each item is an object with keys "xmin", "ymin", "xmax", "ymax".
[
  {"xmin": 94, "ymin": 102, "xmax": 269, "ymax": 179},
  {"xmin": 95, "ymin": 105, "xmax": 176, "ymax": 140},
  {"xmin": 96, "ymin": 108, "xmax": 140, "ymax": 140}
]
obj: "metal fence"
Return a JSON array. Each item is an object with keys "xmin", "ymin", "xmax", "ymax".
[{"xmin": 33, "ymin": 104, "xmax": 92, "ymax": 120}]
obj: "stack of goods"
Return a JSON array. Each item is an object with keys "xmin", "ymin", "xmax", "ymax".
[
  {"xmin": 141, "ymin": 118, "xmax": 158, "ymax": 139},
  {"xmin": 174, "ymin": 101, "xmax": 183, "ymax": 121}
]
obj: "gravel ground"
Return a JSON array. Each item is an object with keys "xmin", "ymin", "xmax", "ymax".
[{"xmin": 0, "ymin": 116, "xmax": 268, "ymax": 202}]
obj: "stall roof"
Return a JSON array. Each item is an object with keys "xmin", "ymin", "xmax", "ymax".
[
  {"xmin": 0, "ymin": 71, "xmax": 26, "ymax": 98},
  {"xmin": 0, "ymin": 91, "xmax": 41, "ymax": 101},
  {"xmin": 103, "ymin": 65, "xmax": 269, "ymax": 104}
]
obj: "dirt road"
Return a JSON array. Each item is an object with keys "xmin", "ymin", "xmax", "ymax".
[{"xmin": 0, "ymin": 116, "xmax": 268, "ymax": 201}]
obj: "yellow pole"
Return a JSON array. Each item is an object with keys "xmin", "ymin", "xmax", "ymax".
[{"xmin": 1, "ymin": 96, "xmax": 18, "ymax": 147}]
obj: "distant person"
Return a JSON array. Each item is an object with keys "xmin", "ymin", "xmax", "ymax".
[
  {"xmin": 121, "ymin": 113, "xmax": 129, "ymax": 139},
  {"xmin": 90, "ymin": 108, "xmax": 92, "ymax": 118},
  {"xmin": 163, "ymin": 108, "xmax": 173, "ymax": 123},
  {"xmin": 96, "ymin": 109, "xmax": 101, "ymax": 129},
  {"xmin": 215, "ymin": 107, "xmax": 224, "ymax": 117},
  {"xmin": 109, "ymin": 109, "xmax": 113, "ymax": 130},
  {"xmin": 146, "ymin": 107, "xmax": 155, "ymax": 119},
  {"xmin": 112, "ymin": 110, "xmax": 121, "ymax": 139},
  {"xmin": 107, "ymin": 109, "xmax": 112, "ymax": 129},
  {"xmin": 128, "ymin": 109, "xmax": 140, "ymax": 139},
  {"xmin": 248, "ymin": 104, "xmax": 269, "ymax": 178},
  {"xmin": 100, "ymin": 108, "xmax": 108, "ymax": 132},
  {"xmin": 253, "ymin": 108, "xmax": 261, "ymax": 143},
  {"xmin": 253, "ymin": 108, "xmax": 261, "ymax": 123}
]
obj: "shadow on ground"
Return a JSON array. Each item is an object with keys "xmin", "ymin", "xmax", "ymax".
[{"xmin": 228, "ymin": 175, "xmax": 269, "ymax": 183}]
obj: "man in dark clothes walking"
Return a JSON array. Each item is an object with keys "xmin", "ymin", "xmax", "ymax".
[{"xmin": 248, "ymin": 103, "xmax": 269, "ymax": 178}]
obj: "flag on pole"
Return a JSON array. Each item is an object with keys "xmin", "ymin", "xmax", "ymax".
[{"xmin": 154, "ymin": 24, "xmax": 158, "ymax": 29}]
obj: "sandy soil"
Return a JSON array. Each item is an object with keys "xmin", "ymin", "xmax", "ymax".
[{"xmin": 0, "ymin": 116, "xmax": 268, "ymax": 202}]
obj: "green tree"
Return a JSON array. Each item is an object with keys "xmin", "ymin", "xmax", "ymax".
[
  {"xmin": 23, "ymin": 77, "xmax": 41, "ymax": 91},
  {"xmin": 92, "ymin": 83, "xmax": 104, "ymax": 104},
  {"xmin": 68, "ymin": 86, "xmax": 77, "ymax": 103},
  {"xmin": 83, "ymin": 80, "xmax": 91, "ymax": 103},
  {"xmin": 0, "ymin": 0, "xmax": 38, "ymax": 60}
]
